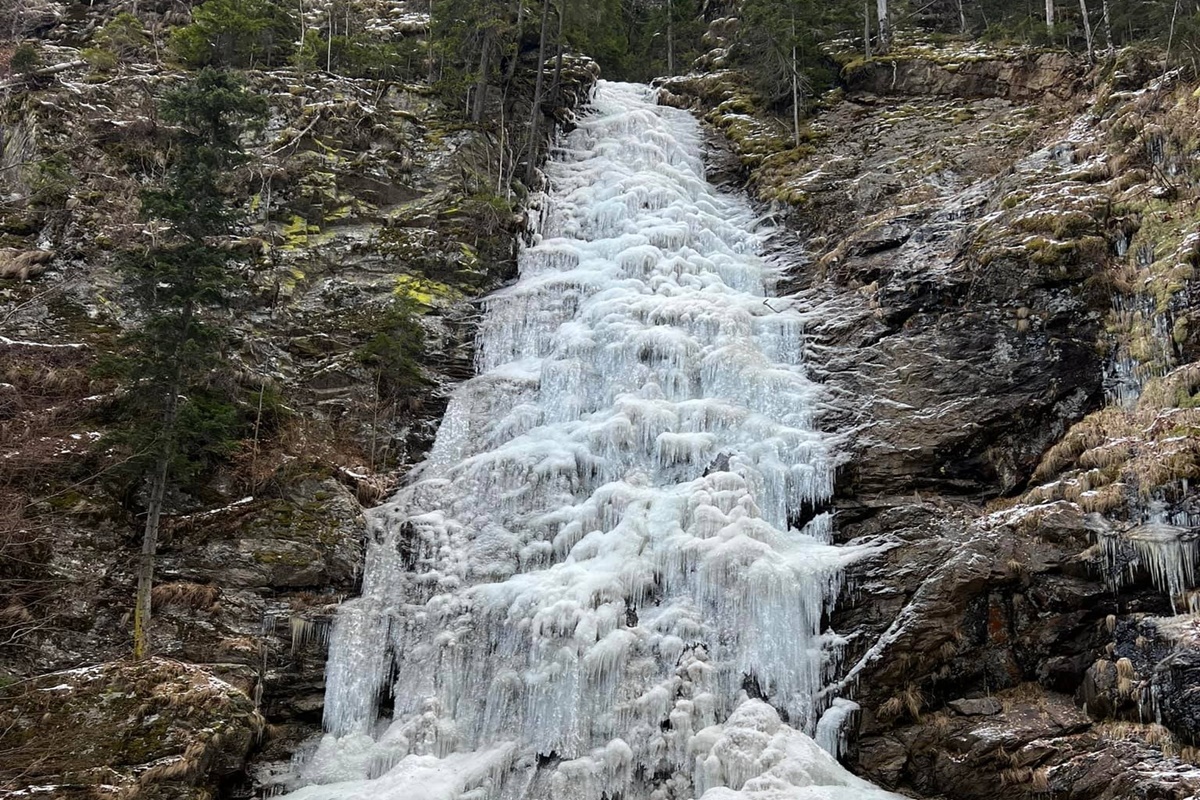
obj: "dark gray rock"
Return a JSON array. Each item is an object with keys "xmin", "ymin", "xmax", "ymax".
[{"xmin": 948, "ymin": 697, "xmax": 1003, "ymax": 716}]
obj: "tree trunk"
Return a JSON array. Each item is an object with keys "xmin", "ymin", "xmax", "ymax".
[
  {"xmin": 427, "ymin": 0, "xmax": 435, "ymax": 82},
  {"xmin": 1101, "ymin": 0, "xmax": 1113, "ymax": 57},
  {"xmin": 503, "ymin": 0, "xmax": 525, "ymax": 85},
  {"xmin": 1166, "ymin": 0, "xmax": 1181, "ymax": 67},
  {"xmin": 132, "ymin": 301, "xmax": 191, "ymax": 660},
  {"xmin": 1078, "ymin": 0, "xmax": 1094, "ymax": 62},
  {"xmin": 472, "ymin": 30, "xmax": 492, "ymax": 123},
  {"xmin": 791, "ymin": 13, "xmax": 800, "ymax": 149},
  {"xmin": 667, "ymin": 0, "xmax": 675, "ymax": 75},
  {"xmin": 132, "ymin": 450, "xmax": 168, "ymax": 660},
  {"xmin": 524, "ymin": 0, "xmax": 552, "ymax": 185},
  {"xmin": 864, "ymin": 0, "xmax": 871, "ymax": 58},
  {"xmin": 1045, "ymin": 0, "xmax": 1055, "ymax": 31},
  {"xmin": 552, "ymin": 0, "xmax": 565, "ymax": 103},
  {"xmin": 956, "ymin": 0, "xmax": 967, "ymax": 33},
  {"xmin": 876, "ymin": 0, "xmax": 890, "ymax": 54}
]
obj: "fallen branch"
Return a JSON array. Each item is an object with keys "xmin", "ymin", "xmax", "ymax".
[{"xmin": 0, "ymin": 60, "xmax": 88, "ymax": 92}]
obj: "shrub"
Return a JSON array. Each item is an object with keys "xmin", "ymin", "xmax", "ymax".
[
  {"xmin": 355, "ymin": 299, "xmax": 427, "ymax": 401},
  {"xmin": 83, "ymin": 13, "xmax": 151, "ymax": 74},
  {"xmin": 10, "ymin": 42, "xmax": 40, "ymax": 74}
]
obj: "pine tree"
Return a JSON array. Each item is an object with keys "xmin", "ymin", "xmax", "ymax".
[
  {"xmin": 734, "ymin": 0, "xmax": 849, "ymax": 130},
  {"xmin": 121, "ymin": 69, "xmax": 265, "ymax": 660}
]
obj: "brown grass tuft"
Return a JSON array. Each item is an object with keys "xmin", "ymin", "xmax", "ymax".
[{"xmin": 151, "ymin": 582, "xmax": 220, "ymax": 612}]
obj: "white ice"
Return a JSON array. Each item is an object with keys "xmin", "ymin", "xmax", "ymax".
[{"xmin": 283, "ymin": 81, "xmax": 895, "ymax": 800}]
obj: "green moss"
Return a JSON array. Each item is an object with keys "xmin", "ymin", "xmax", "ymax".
[
  {"xmin": 1002, "ymin": 193, "xmax": 1028, "ymax": 209},
  {"xmin": 1025, "ymin": 236, "xmax": 1078, "ymax": 265},
  {"xmin": 1174, "ymin": 317, "xmax": 1190, "ymax": 345},
  {"xmin": 280, "ymin": 215, "xmax": 334, "ymax": 251}
]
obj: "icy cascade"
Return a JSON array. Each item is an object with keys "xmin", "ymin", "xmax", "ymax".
[{"xmin": 286, "ymin": 82, "xmax": 898, "ymax": 800}]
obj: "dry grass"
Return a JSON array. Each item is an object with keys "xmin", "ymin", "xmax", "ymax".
[
  {"xmin": 999, "ymin": 766, "xmax": 1033, "ymax": 786},
  {"xmin": 151, "ymin": 582, "xmax": 220, "ymax": 612},
  {"xmin": 879, "ymin": 683, "xmax": 924, "ymax": 722},
  {"xmin": 924, "ymin": 710, "xmax": 954, "ymax": 735},
  {"xmin": 1098, "ymin": 720, "xmax": 1184, "ymax": 756},
  {"xmin": 1024, "ymin": 365, "xmax": 1200, "ymax": 518}
]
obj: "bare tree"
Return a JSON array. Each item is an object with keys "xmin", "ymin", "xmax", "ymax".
[
  {"xmin": 1078, "ymin": 0, "xmax": 1094, "ymax": 62},
  {"xmin": 876, "ymin": 0, "xmax": 891, "ymax": 53},
  {"xmin": 524, "ymin": 0, "xmax": 552, "ymax": 185},
  {"xmin": 1101, "ymin": 0, "xmax": 1113, "ymax": 57}
]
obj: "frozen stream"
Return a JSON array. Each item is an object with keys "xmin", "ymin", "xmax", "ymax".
[{"xmin": 284, "ymin": 81, "xmax": 901, "ymax": 800}]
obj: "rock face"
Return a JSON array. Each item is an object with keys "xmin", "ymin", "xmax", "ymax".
[{"xmin": 664, "ymin": 35, "xmax": 1200, "ymax": 800}]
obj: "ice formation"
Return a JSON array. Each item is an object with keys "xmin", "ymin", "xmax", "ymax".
[
  {"xmin": 1102, "ymin": 504, "xmax": 1200, "ymax": 613},
  {"xmin": 284, "ymin": 82, "xmax": 899, "ymax": 800}
]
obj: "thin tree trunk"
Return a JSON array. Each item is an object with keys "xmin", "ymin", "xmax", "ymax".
[
  {"xmin": 791, "ymin": 14, "xmax": 800, "ymax": 149},
  {"xmin": 132, "ymin": 450, "xmax": 168, "ymax": 660},
  {"xmin": 1101, "ymin": 0, "xmax": 1113, "ymax": 57},
  {"xmin": 472, "ymin": 30, "xmax": 492, "ymax": 123},
  {"xmin": 553, "ymin": 0, "xmax": 565, "ymax": 103},
  {"xmin": 503, "ymin": 0, "xmax": 526, "ymax": 85},
  {"xmin": 525, "ymin": 0, "xmax": 552, "ymax": 185},
  {"xmin": 1045, "ymin": 0, "xmax": 1055, "ymax": 31},
  {"xmin": 132, "ymin": 302, "xmax": 191, "ymax": 661},
  {"xmin": 1166, "ymin": 0, "xmax": 1181, "ymax": 68},
  {"xmin": 864, "ymin": 0, "xmax": 871, "ymax": 58},
  {"xmin": 876, "ymin": 0, "xmax": 890, "ymax": 53},
  {"xmin": 1078, "ymin": 0, "xmax": 1094, "ymax": 62},
  {"xmin": 956, "ymin": 0, "xmax": 967, "ymax": 33},
  {"xmin": 667, "ymin": 0, "xmax": 675, "ymax": 75},
  {"xmin": 498, "ymin": 102, "xmax": 507, "ymax": 196},
  {"xmin": 427, "ymin": 0, "xmax": 435, "ymax": 82}
]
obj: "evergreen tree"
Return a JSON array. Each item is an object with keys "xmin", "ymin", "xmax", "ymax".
[
  {"xmin": 119, "ymin": 69, "xmax": 265, "ymax": 660},
  {"xmin": 170, "ymin": 0, "xmax": 299, "ymax": 69},
  {"xmin": 734, "ymin": 0, "xmax": 849, "ymax": 126}
]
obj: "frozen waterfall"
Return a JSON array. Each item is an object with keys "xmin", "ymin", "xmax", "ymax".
[{"xmin": 284, "ymin": 81, "xmax": 900, "ymax": 800}]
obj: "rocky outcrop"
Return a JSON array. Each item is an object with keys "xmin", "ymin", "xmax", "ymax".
[
  {"xmin": 0, "ymin": 658, "xmax": 263, "ymax": 799},
  {"xmin": 840, "ymin": 44, "xmax": 1086, "ymax": 104}
]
